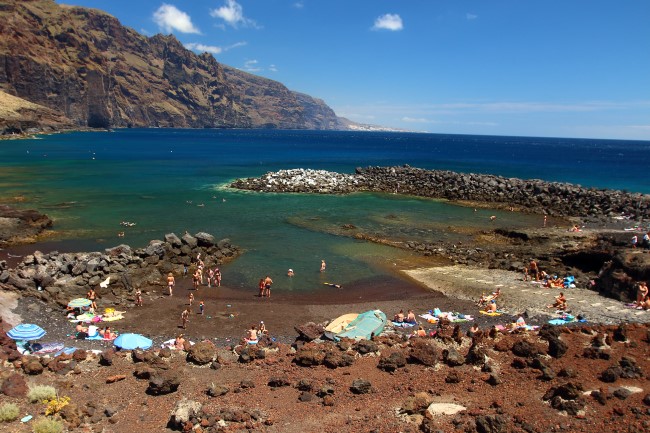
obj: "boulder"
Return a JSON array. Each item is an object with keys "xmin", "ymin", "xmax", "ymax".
[
  {"xmin": 181, "ymin": 233, "xmax": 198, "ymax": 248},
  {"xmin": 377, "ymin": 350, "xmax": 407, "ymax": 372},
  {"xmin": 1, "ymin": 373, "xmax": 28, "ymax": 397},
  {"xmin": 187, "ymin": 341, "xmax": 215, "ymax": 365},
  {"xmin": 294, "ymin": 322, "xmax": 324, "ymax": 341},
  {"xmin": 169, "ymin": 399, "xmax": 202, "ymax": 428},
  {"xmin": 409, "ymin": 339, "xmax": 438, "ymax": 366},
  {"xmin": 443, "ymin": 347, "xmax": 465, "ymax": 367},
  {"xmin": 165, "ymin": 233, "xmax": 183, "ymax": 247},
  {"xmin": 147, "ymin": 372, "xmax": 180, "ymax": 395},
  {"xmin": 350, "ymin": 379, "xmax": 372, "ymax": 394},
  {"xmin": 475, "ymin": 415, "xmax": 509, "ymax": 433},
  {"xmin": 194, "ymin": 232, "xmax": 215, "ymax": 247},
  {"xmin": 294, "ymin": 344, "xmax": 327, "ymax": 366}
]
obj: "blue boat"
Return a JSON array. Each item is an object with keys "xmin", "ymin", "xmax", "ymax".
[{"xmin": 334, "ymin": 309, "xmax": 387, "ymax": 341}]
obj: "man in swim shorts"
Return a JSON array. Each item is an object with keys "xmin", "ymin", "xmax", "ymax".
[{"xmin": 263, "ymin": 275, "xmax": 273, "ymax": 298}]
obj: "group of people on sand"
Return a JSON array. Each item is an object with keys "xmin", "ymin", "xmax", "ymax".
[
  {"xmin": 75, "ymin": 321, "xmax": 116, "ymax": 340},
  {"xmin": 631, "ymin": 232, "xmax": 650, "ymax": 249},
  {"xmin": 258, "ymin": 275, "xmax": 273, "ymax": 297},
  {"xmin": 635, "ymin": 281, "xmax": 650, "ymax": 310},
  {"xmin": 478, "ymin": 288, "xmax": 501, "ymax": 312},
  {"xmin": 393, "ymin": 309, "xmax": 417, "ymax": 324}
]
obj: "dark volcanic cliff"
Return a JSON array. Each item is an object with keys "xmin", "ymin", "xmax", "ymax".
[{"xmin": 0, "ymin": 0, "xmax": 346, "ymax": 131}]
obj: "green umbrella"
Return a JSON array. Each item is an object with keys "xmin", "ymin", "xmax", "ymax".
[{"xmin": 68, "ymin": 298, "xmax": 92, "ymax": 308}]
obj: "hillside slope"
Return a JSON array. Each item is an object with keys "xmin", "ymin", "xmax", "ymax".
[{"xmin": 0, "ymin": 0, "xmax": 346, "ymax": 130}]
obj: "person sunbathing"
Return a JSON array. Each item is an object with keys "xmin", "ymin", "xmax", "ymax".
[
  {"xmin": 393, "ymin": 309, "xmax": 405, "ymax": 323},
  {"xmin": 406, "ymin": 309, "xmax": 417, "ymax": 324},
  {"xmin": 75, "ymin": 321, "xmax": 88, "ymax": 339},
  {"xmin": 484, "ymin": 300, "xmax": 497, "ymax": 313},
  {"xmin": 103, "ymin": 327, "xmax": 116, "ymax": 339},
  {"xmin": 548, "ymin": 292, "xmax": 567, "ymax": 310},
  {"xmin": 244, "ymin": 325, "xmax": 258, "ymax": 343},
  {"xmin": 174, "ymin": 334, "xmax": 186, "ymax": 350}
]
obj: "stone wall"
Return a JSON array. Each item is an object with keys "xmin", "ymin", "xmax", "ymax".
[
  {"xmin": 0, "ymin": 232, "xmax": 239, "ymax": 307},
  {"xmin": 230, "ymin": 166, "xmax": 650, "ymax": 220}
]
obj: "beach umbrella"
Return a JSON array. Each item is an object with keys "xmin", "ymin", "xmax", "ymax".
[
  {"xmin": 7, "ymin": 324, "xmax": 46, "ymax": 341},
  {"xmin": 113, "ymin": 333, "xmax": 152, "ymax": 350},
  {"xmin": 68, "ymin": 298, "xmax": 92, "ymax": 308}
]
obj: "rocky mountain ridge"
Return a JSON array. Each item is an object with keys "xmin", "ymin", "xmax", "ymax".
[{"xmin": 0, "ymin": 0, "xmax": 349, "ymax": 134}]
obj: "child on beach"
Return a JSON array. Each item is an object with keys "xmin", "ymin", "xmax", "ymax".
[
  {"xmin": 188, "ymin": 292, "xmax": 194, "ymax": 306},
  {"xmin": 199, "ymin": 301, "xmax": 204, "ymax": 315},
  {"xmin": 135, "ymin": 289, "xmax": 143, "ymax": 307},
  {"xmin": 258, "ymin": 278, "xmax": 265, "ymax": 297}
]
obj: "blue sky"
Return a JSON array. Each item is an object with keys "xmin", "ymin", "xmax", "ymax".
[{"xmin": 58, "ymin": 1, "xmax": 650, "ymax": 140}]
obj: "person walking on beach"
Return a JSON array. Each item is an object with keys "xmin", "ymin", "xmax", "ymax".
[
  {"xmin": 632, "ymin": 235, "xmax": 638, "ymax": 248},
  {"xmin": 192, "ymin": 269, "xmax": 201, "ymax": 291},
  {"xmin": 87, "ymin": 288, "xmax": 98, "ymax": 311},
  {"xmin": 188, "ymin": 292, "xmax": 194, "ymax": 306},
  {"xmin": 199, "ymin": 301, "xmax": 205, "ymax": 315},
  {"xmin": 207, "ymin": 268, "xmax": 214, "ymax": 287},
  {"xmin": 263, "ymin": 275, "xmax": 273, "ymax": 297},
  {"xmin": 135, "ymin": 289, "xmax": 143, "ymax": 307},
  {"xmin": 167, "ymin": 272, "xmax": 175, "ymax": 296},
  {"xmin": 214, "ymin": 267, "xmax": 222, "ymax": 287},
  {"xmin": 181, "ymin": 308, "xmax": 190, "ymax": 329},
  {"xmin": 320, "ymin": 260, "xmax": 326, "ymax": 272}
]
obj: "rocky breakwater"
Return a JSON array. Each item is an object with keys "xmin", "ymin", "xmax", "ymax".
[
  {"xmin": 231, "ymin": 166, "xmax": 650, "ymax": 219},
  {"xmin": 0, "ymin": 205, "xmax": 53, "ymax": 247},
  {"xmin": 0, "ymin": 232, "xmax": 239, "ymax": 307}
]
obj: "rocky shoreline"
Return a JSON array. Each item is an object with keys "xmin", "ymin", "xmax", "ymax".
[
  {"xmin": 230, "ymin": 166, "xmax": 650, "ymax": 219},
  {"xmin": 0, "ymin": 231, "xmax": 240, "ymax": 308}
]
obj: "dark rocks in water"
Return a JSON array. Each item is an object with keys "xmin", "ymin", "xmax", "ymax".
[
  {"xmin": 0, "ymin": 231, "xmax": 241, "ymax": 307},
  {"xmin": 231, "ymin": 166, "xmax": 650, "ymax": 220},
  {"xmin": 0, "ymin": 205, "xmax": 53, "ymax": 247}
]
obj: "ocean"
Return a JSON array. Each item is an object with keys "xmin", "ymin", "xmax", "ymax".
[{"xmin": 1, "ymin": 129, "xmax": 649, "ymax": 292}]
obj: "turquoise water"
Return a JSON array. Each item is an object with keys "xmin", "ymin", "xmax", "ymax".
[{"xmin": 1, "ymin": 129, "xmax": 648, "ymax": 292}]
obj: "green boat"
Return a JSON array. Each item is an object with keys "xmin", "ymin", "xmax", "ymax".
[{"xmin": 334, "ymin": 309, "xmax": 387, "ymax": 341}]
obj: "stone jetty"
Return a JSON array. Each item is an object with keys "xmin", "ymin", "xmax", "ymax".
[
  {"xmin": 230, "ymin": 166, "xmax": 650, "ymax": 219},
  {"xmin": 0, "ymin": 232, "xmax": 239, "ymax": 307}
]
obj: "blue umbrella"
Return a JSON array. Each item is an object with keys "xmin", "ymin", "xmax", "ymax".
[
  {"xmin": 7, "ymin": 324, "xmax": 46, "ymax": 341},
  {"xmin": 113, "ymin": 333, "xmax": 152, "ymax": 350}
]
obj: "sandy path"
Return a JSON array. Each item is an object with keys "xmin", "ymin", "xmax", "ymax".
[{"xmin": 404, "ymin": 265, "xmax": 650, "ymax": 324}]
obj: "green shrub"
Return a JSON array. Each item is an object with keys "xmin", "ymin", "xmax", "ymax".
[
  {"xmin": 0, "ymin": 402, "xmax": 20, "ymax": 422},
  {"xmin": 32, "ymin": 417, "xmax": 63, "ymax": 433},
  {"xmin": 27, "ymin": 385, "xmax": 57, "ymax": 403}
]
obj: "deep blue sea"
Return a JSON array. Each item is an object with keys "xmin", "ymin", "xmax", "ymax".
[{"xmin": 1, "ymin": 129, "xmax": 649, "ymax": 292}]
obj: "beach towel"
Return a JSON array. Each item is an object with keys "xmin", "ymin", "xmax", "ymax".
[
  {"xmin": 86, "ymin": 334, "xmax": 116, "ymax": 341},
  {"xmin": 53, "ymin": 347, "xmax": 78, "ymax": 357},
  {"xmin": 32, "ymin": 342, "xmax": 65, "ymax": 355},
  {"xmin": 101, "ymin": 314, "xmax": 124, "ymax": 322},
  {"xmin": 419, "ymin": 313, "xmax": 438, "ymax": 323},
  {"xmin": 480, "ymin": 311, "xmax": 502, "ymax": 316},
  {"xmin": 161, "ymin": 339, "xmax": 195, "ymax": 349},
  {"xmin": 391, "ymin": 321, "xmax": 416, "ymax": 327}
]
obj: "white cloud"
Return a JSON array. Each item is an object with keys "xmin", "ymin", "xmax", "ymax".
[
  {"xmin": 293, "ymin": 2, "xmax": 304, "ymax": 9},
  {"xmin": 372, "ymin": 14, "xmax": 403, "ymax": 31},
  {"xmin": 184, "ymin": 42, "xmax": 222, "ymax": 55},
  {"xmin": 210, "ymin": 0, "xmax": 258, "ymax": 28},
  {"xmin": 184, "ymin": 41, "xmax": 247, "ymax": 55},
  {"xmin": 466, "ymin": 13, "xmax": 478, "ymax": 20},
  {"xmin": 402, "ymin": 116, "xmax": 430, "ymax": 123},
  {"xmin": 153, "ymin": 4, "xmax": 200, "ymax": 34},
  {"xmin": 244, "ymin": 60, "xmax": 261, "ymax": 72},
  {"xmin": 268, "ymin": 64, "xmax": 278, "ymax": 72}
]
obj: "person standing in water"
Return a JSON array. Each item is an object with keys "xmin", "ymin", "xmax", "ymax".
[{"xmin": 320, "ymin": 260, "xmax": 326, "ymax": 272}]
